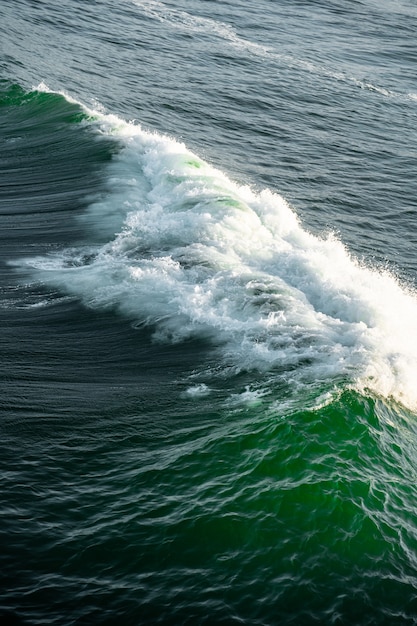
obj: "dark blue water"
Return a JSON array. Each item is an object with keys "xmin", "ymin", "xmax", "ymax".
[{"xmin": 2, "ymin": 1, "xmax": 417, "ymax": 624}]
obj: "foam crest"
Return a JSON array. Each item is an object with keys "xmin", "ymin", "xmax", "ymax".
[{"xmin": 18, "ymin": 92, "xmax": 417, "ymax": 410}]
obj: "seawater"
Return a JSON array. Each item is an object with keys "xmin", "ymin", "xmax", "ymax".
[{"xmin": 1, "ymin": 1, "xmax": 417, "ymax": 624}]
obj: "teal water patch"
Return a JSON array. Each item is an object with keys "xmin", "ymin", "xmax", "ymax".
[{"xmin": 2, "ymin": 389, "xmax": 417, "ymax": 624}]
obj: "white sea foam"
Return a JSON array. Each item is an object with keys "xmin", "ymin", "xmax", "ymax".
[{"xmin": 17, "ymin": 91, "xmax": 417, "ymax": 410}]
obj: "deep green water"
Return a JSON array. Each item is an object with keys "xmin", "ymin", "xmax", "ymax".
[{"xmin": 2, "ymin": 2, "xmax": 417, "ymax": 624}]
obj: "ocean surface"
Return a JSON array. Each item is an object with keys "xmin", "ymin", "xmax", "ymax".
[{"xmin": 1, "ymin": 0, "xmax": 417, "ymax": 624}]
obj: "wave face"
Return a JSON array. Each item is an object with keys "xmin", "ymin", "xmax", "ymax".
[{"xmin": 14, "ymin": 86, "xmax": 417, "ymax": 411}]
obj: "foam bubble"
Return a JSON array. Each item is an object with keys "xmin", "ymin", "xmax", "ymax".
[
  {"xmin": 227, "ymin": 386, "xmax": 271, "ymax": 407},
  {"xmin": 184, "ymin": 384, "xmax": 211, "ymax": 398}
]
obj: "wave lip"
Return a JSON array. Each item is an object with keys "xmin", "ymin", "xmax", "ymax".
[{"xmin": 16, "ymin": 86, "xmax": 417, "ymax": 411}]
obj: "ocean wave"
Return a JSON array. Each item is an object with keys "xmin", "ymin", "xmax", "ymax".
[{"xmin": 13, "ymin": 85, "xmax": 417, "ymax": 411}]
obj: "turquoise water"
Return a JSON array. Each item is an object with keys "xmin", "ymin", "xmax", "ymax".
[{"xmin": 2, "ymin": 2, "xmax": 417, "ymax": 624}]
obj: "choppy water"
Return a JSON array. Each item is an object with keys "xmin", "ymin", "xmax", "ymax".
[{"xmin": 2, "ymin": 1, "xmax": 417, "ymax": 624}]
